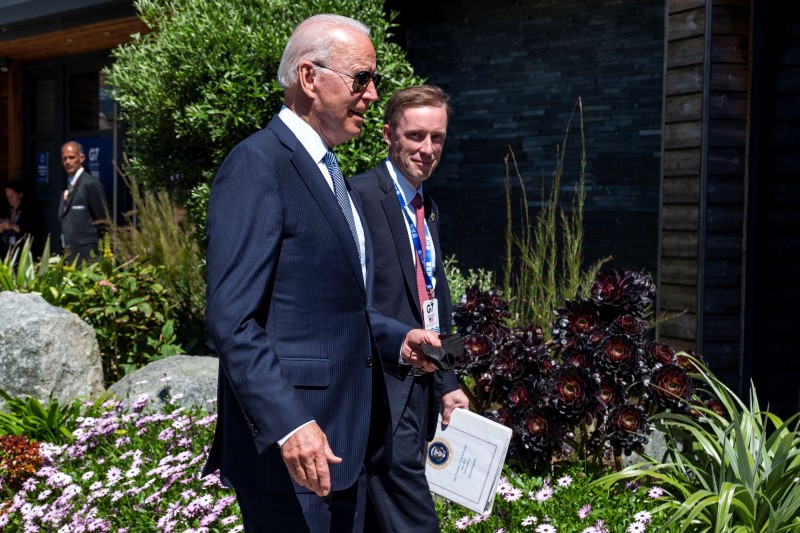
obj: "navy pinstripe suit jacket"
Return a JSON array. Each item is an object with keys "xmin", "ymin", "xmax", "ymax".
[{"xmin": 202, "ymin": 116, "xmax": 409, "ymax": 493}]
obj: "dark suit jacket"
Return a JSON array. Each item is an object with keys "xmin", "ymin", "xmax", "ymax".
[
  {"xmin": 59, "ymin": 170, "xmax": 108, "ymax": 260},
  {"xmin": 203, "ymin": 116, "xmax": 410, "ymax": 494},
  {"xmin": 349, "ymin": 162, "xmax": 460, "ymax": 441}
]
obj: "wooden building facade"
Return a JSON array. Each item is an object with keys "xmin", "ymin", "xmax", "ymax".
[
  {"xmin": 658, "ymin": 0, "xmax": 800, "ymax": 414},
  {"xmin": 0, "ymin": 0, "xmax": 146, "ymax": 252}
]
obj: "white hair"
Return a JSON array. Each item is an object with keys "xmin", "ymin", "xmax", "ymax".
[{"xmin": 277, "ymin": 14, "xmax": 371, "ymax": 89}]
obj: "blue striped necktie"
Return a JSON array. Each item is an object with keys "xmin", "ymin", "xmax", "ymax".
[{"xmin": 323, "ymin": 151, "xmax": 361, "ymax": 263}]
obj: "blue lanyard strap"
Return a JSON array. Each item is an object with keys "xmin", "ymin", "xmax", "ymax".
[{"xmin": 391, "ymin": 179, "xmax": 434, "ymax": 294}]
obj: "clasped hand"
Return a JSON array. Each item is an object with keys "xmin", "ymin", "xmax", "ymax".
[{"xmin": 401, "ymin": 328, "xmax": 441, "ymax": 373}]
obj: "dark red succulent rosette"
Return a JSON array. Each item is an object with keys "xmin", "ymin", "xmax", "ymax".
[
  {"xmin": 675, "ymin": 350, "xmax": 706, "ymax": 372},
  {"xmin": 606, "ymin": 403, "xmax": 650, "ymax": 456},
  {"xmin": 456, "ymin": 332, "xmax": 495, "ymax": 373},
  {"xmin": 590, "ymin": 267, "xmax": 656, "ymax": 320},
  {"xmin": 507, "ymin": 383, "xmax": 531, "ymax": 409},
  {"xmin": 453, "ymin": 286, "xmax": 511, "ymax": 335},
  {"xmin": 704, "ymin": 398, "xmax": 728, "ymax": 419},
  {"xmin": 562, "ymin": 346, "xmax": 594, "ymax": 368},
  {"xmin": 490, "ymin": 348, "xmax": 526, "ymax": 383},
  {"xmin": 645, "ymin": 341, "xmax": 676, "ymax": 366},
  {"xmin": 594, "ymin": 334, "xmax": 642, "ymax": 377},
  {"xmin": 598, "ymin": 378, "xmax": 626, "ymax": 409},
  {"xmin": 609, "ymin": 314, "xmax": 649, "ymax": 338},
  {"xmin": 515, "ymin": 406, "xmax": 567, "ymax": 459},
  {"xmin": 545, "ymin": 366, "xmax": 601, "ymax": 422},
  {"xmin": 551, "ymin": 299, "xmax": 602, "ymax": 346},
  {"xmin": 648, "ymin": 363, "xmax": 694, "ymax": 411}
]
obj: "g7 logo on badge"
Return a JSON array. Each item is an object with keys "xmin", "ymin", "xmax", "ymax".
[
  {"xmin": 426, "ymin": 438, "xmax": 451, "ymax": 469},
  {"xmin": 425, "ymin": 300, "xmax": 435, "ymax": 314}
]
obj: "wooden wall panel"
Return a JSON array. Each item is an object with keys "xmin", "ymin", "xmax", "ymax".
[
  {"xmin": 663, "ymin": 148, "xmax": 701, "ymax": 175},
  {"xmin": 668, "ymin": 8, "xmax": 706, "ymax": 40},
  {"xmin": 661, "ymin": 230, "xmax": 699, "ymax": 257},
  {"xmin": 665, "ymin": 93, "xmax": 703, "ymax": 122},
  {"xmin": 668, "ymin": 35, "xmax": 706, "ymax": 68},
  {"xmin": 662, "ymin": 204, "xmax": 700, "ymax": 230},
  {"xmin": 670, "ymin": 0, "xmax": 705, "ymax": 14},
  {"xmin": 660, "ymin": 257, "xmax": 698, "ymax": 284},
  {"xmin": 664, "ymin": 121, "xmax": 703, "ymax": 147},
  {"xmin": 665, "ymin": 64, "xmax": 704, "ymax": 94},
  {"xmin": 663, "ymin": 176, "xmax": 700, "ymax": 202}
]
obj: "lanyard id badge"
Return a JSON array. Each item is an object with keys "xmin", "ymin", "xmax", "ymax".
[{"xmin": 423, "ymin": 297, "xmax": 440, "ymax": 333}]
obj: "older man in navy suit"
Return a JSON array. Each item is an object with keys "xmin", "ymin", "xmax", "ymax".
[
  {"xmin": 350, "ymin": 86, "xmax": 469, "ymax": 532},
  {"xmin": 202, "ymin": 14, "xmax": 442, "ymax": 533}
]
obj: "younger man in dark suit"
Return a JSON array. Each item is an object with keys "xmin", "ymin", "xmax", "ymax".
[
  {"xmin": 59, "ymin": 141, "xmax": 109, "ymax": 263},
  {"xmin": 350, "ymin": 85, "xmax": 469, "ymax": 532}
]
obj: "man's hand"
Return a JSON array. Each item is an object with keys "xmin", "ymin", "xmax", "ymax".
[
  {"xmin": 280, "ymin": 422, "xmax": 342, "ymax": 497},
  {"xmin": 441, "ymin": 388, "xmax": 470, "ymax": 426},
  {"xmin": 401, "ymin": 329, "xmax": 441, "ymax": 373}
]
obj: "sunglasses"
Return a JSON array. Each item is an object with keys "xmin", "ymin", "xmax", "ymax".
[{"xmin": 312, "ymin": 62, "xmax": 381, "ymax": 93}]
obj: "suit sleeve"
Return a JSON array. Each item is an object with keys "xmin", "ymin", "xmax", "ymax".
[
  {"xmin": 86, "ymin": 178, "xmax": 110, "ymax": 239},
  {"xmin": 205, "ymin": 143, "xmax": 313, "ymax": 452}
]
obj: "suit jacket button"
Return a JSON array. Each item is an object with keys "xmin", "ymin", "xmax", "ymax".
[{"xmin": 366, "ymin": 357, "xmax": 373, "ymax": 367}]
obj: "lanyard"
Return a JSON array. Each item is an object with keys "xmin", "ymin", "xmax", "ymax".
[{"xmin": 391, "ymin": 179, "xmax": 434, "ymax": 293}]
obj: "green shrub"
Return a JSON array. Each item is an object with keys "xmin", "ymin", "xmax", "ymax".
[
  {"xmin": 595, "ymin": 357, "xmax": 800, "ymax": 532},
  {"xmin": 106, "ymin": 0, "xmax": 425, "ymax": 226},
  {"xmin": 443, "ymin": 254, "xmax": 494, "ymax": 308},
  {"xmin": 58, "ymin": 245, "xmax": 183, "ymax": 385},
  {"xmin": 0, "ymin": 389, "xmax": 86, "ymax": 445},
  {"xmin": 0, "ymin": 237, "xmax": 69, "ymax": 303}
]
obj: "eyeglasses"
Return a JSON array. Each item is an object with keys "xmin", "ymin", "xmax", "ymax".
[{"xmin": 312, "ymin": 62, "xmax": 381, "ymax": 93}]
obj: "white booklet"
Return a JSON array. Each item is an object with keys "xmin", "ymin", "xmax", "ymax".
[{"xmin": 424, "ymin": 408, "xmax": 513, "ymax": 514}]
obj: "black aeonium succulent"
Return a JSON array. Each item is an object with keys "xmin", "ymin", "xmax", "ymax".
[
  {"xmin": 589, "ymin": 267, "xmax": 656, "ymax": 320},
  {"xmin": 606, "ymin": 404, "xmax": 650, "ymax": 456},
  {"xmin": 648, "ymin": 363, "xmax": 694, "ymax": 411},
  {"xmin": 594, "ymin": 334, "xmax": 642, "ymax": 378},
  {"xmin": 546, "ymin": 366, "xmax": 601, "ymax": 422}
]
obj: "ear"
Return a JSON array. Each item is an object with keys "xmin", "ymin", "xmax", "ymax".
[
  {"xmin": 382, "ymin": 124, "xmax": 393, "ymax": 146},
  {"xmin": 298, "ymin": 61, "xmax": 319, "ymax": 99}
]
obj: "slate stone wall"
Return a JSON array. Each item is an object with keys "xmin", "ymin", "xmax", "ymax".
[{"xmin": 391, "ymin": 0, "xmax": 665, "ymax": 282}]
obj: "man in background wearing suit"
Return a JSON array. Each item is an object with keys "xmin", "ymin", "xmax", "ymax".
[
  {"xmin": 350, "ymin": 85, "xmax": 469, "ymax": 532},
  {"xmin": 202, "ymin": 14, "xmax": 442, "ymax": 533},
  {"xmin": 59, "ymin": 141, "xmax": 109, "ymax": 263}
]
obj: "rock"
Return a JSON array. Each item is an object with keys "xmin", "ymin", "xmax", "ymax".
[
  {"xmin": 0, "ymin": 291, "xmax": 104, "ymax": 407},
  {"xmin": 108, "ymin": 355, "xmax": 218, "ymax": 412},
  {"xmin": 623, "ymin": 427, "xmax": 670, "ymax": 467}
]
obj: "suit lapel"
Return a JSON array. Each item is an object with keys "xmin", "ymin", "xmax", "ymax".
[
  {"xmin": 375, "ymin": 165, "xmax": 421, "ymax": 317},
  {"xmin": 268, "ymin": 117, "xmax": 366, "ymax": 293}
]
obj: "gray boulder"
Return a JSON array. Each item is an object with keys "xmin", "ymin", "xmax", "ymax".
[
  {"xmin": 108, "ymin": 355, "xmax": 218, "ymax": 412},
  {"xmin": 0, "ymin": 291, "xmax": 104, "ymax": 406}
]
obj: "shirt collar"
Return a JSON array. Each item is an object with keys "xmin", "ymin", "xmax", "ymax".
[
  {"xmin": 70, "ymin": 167, "xmax": 85, "ymax": 185},
  {"xmin": 384, "ymin": 159, "xmax": 422, "ymax": 207},
  {"xmin": 278, "ymin": 106, "xmax": 330, "ymax": 165}
]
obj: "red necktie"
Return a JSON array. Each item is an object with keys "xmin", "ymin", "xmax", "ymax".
[{"xmin": 410, "ymin": 193, "xmax": 429, "ymax": 315}]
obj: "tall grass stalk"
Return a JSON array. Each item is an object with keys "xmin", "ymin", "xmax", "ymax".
[
  {"xmin": 503, "ymin": 97, "xmax": 609, "ymax": 328},
  {"xmin": 111, "ymin": 174, "xmax": 207, "ymax": 352}
]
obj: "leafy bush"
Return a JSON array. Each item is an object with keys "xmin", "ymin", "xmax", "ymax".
[
  {"xmin": 0, "ymin": 393, "xmax": 240, "ymax": 531},
  {"xmin": 0, "ymin": 237, "xmax": 68, "ymax": 303},
  {"xmin": 596, "ymin": 361, "xmax": 800, "ymax": 532},
  {"xmin": 0, "ymin": 435, "xmax": 42, "ymax": 492},
  {"xmin": 106, "ymin": 0, "xmax": 425, "ymax": 224},
  {"xmin": 444, "ymin": 254, "xmax": 494, "ymax": 309},
  {"xmin": 112, "ymin": 174, "xmax": 207, "ymax": 353},
  {"xmin": 0, "ymin": 390, "xmax": 84, "ymax": 445}
]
